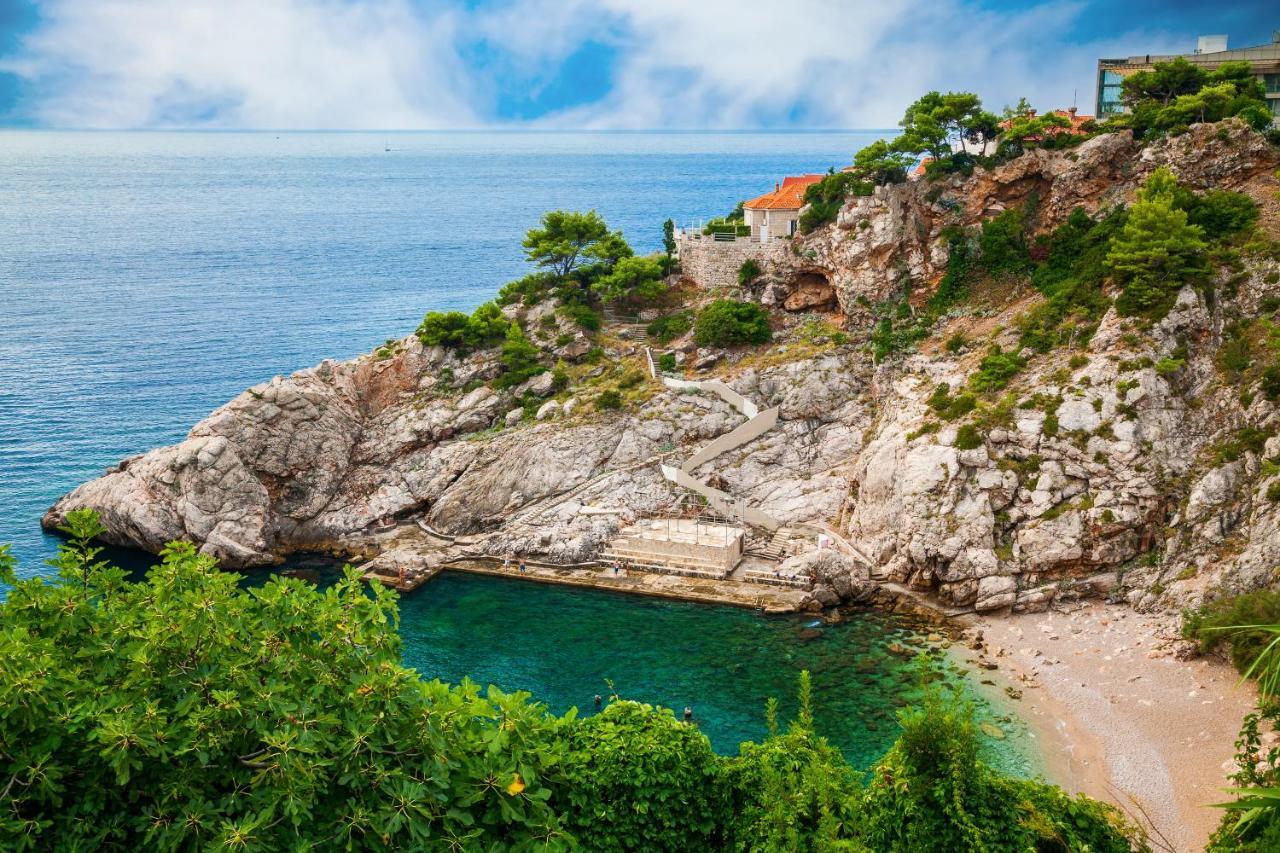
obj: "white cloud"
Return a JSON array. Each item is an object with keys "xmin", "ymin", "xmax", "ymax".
[
  {"xmin": 0, "ymin": 0, "xmax": 1192, "ymax": 128},
  {"xmin": 2, "ymin": 0, "xmax": 482, "ymax": 128},
  {"xmin": 514, "ymin": 0, "xmax": 1189, "ymax": 128}
]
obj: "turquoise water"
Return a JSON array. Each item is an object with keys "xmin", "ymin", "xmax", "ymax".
[{"xmin": 397, "ymin": 571, "xmax": 1034, "ymax": 771}]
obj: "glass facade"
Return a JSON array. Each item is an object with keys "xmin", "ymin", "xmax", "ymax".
[
  {"xmin": 1096, "ymin": 67, "xmax": 1126, "ymax": 116},
  {"xmin": 1266, "ymin": 73, "xmax": 1280, "ymax": 94}
]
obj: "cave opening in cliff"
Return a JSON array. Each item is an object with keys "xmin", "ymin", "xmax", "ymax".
[{"xmin": 783, "ymin": 271, "xmax": 839, "ymax": 313}]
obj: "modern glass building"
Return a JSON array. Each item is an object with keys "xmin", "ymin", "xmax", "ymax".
[{"xmin": 1096, "ymin": 31, "xmax": 1280, "ymax": 124}]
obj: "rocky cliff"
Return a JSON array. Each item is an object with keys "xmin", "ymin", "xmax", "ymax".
[{"xmin": 46, "ymin": 122, "xmax": 1280, "ymax": 615}]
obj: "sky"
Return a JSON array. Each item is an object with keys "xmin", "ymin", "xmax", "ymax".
[{"xmin": 0, "ymin": 0, "xmax": 1274, "ymax": 130}]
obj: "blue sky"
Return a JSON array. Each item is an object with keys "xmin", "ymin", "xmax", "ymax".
[{"xmin": 0, "ymin": 0, "xmax": 1274, "ymax": 129}]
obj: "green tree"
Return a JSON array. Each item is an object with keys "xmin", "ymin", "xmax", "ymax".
[
  {"xmin": 1121, "ymin": 57, "xmax": 1208, "ymax": 107},
  {"xmin": 894, "ymin": 91, "xmax": 997, "ymax": 159},
  {"xmin": 591, "ymin": 255, "xmax": 665, "ymax": 305},
  {"xmin": 523, "ymin": 210, "xmax": 627, "ymax": 278},
  {"xmin": 0, "ymin": 511, "xmax": 572, "ymax": 850},
  {"xmin": 1107, "ymin": 167, "xmax": 1208, "ymax": 317},
  {"xmin": 662, "ymin": 218, "xmax": 676, "ymax": 257},
  {"xmin": 694, "ymin": 300, "xmax": 772, "ymax": 347},
  {"xmin": 851, "ymin": 139, "xmax": 912, "ymax": 185}
]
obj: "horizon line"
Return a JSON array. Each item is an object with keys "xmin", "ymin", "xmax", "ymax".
[{"xmin": 0, "ymin": 126, "xmax": 903, "ymax": 134}]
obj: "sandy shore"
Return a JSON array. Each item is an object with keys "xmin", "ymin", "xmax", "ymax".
[{"xmin": 968, "ymin": 602, "xmax": 1257, "ymax": 852}]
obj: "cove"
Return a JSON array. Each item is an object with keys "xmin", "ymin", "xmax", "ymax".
[{"xmin": 394, "ymin": 571, "xmax": 1038, "ymax": 775}]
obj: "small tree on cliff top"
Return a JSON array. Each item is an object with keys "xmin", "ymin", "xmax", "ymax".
[{"xmin": 523, "ymin": 209, "xmax": 630, "ymax": 278}]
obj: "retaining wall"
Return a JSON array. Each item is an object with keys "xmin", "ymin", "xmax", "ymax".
[{"xmin": 675, "ymin": 233, "xmax": 791, "ymax": 291}]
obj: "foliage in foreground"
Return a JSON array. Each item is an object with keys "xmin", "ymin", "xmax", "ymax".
[
  {"xmin": 1183, "ymin": 592, "xmax": 1280, "ymax": 850},
  {"xmin": 0, "ymin": 512, "xmax": 1143, "ymax": 851}
]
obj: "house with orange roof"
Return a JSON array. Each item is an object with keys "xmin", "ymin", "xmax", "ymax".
[{"xmin": 742, "ymin": 174, "xmax": 824, "ymax": 241}]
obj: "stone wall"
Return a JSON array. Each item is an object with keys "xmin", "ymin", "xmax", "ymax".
[{"xmin": 675, "ymin": 233, "xmax": 791, "ymax": 291}]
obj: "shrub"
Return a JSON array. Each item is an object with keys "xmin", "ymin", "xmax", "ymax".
[
  {"xmin": 1268, "ymin": 480, "xmax": 1280, "ymax": 503},
  {"xmin": 945, "ymin": 331, "xmax": 967, "ymax": 353},
  {"xmin": 738, "ymin": 258, "xmax": 762, "ymax": 286},
  {"xmin": 657, "ymin": 352, "xmax": 677, "ymax": 373},
  {"xmin": 694, "ymin": 300, "xmax": 772, "ymax": 347},
  {"xmin": 970, "ymin": 346, "xmax": 1027, "ymax": 392},
  {"xmin": 557, "ymin": 700, "xmax": 726, "ymax": 852},
  {"xmin": 977, "ymin": 207, "xmax": 1031, "ymax": 276},
  {"xmin": 416, "ymin": 301, "xmax": 510, "ymax": 352},
  {"xmin": 799, "ymin": 172, "xmax": 873, "ymax": 233},
  {"xmin": 0, "ymin": 511, "xmax": 573, "ymax": 850},
  {"xmin": 596, "ymin": 389, "xmax": 623, "ymax": 410},
  {"xmin": 1183, "ymin": 590, "xmax": 1280, "ymax": 676},
  {"xmin": 493, "ymin": 325, "xmax": 546, "ymax": 389},
  {"xmin": 723, "ymin": 673, "xmax": 861, "ymax": 850},
  {"xmin": 646, "ymin": 310, "xmax": 693, "ymax": 343},
  {"xmin": 1186, "ymin": 190, "xmax": 1259, "ymax": 241},
  {"xmin": 954, "ymin": 424, "xmax": 983, "ymax": 450},
  {"xmin": 559, "ymin": 301, "xmax": 601, "ymax": 331},
  {"xmin": 591, "ymin": 255, "xmax": 666, "ymax": 305},
  {"xmin": 859, "ymin": 684, "xmax": 1135, "ymax": 852},
  {"xmin": 1262, "ymin": 364, "xmax": 1280, "ymax": 400},
  {"xmin": 1216, "ymin": 426, "xmax": 1275, "ymax": 463},
  {"xmin": 927, "ymin": 383, "xmax": 976, "ymax": 421}
]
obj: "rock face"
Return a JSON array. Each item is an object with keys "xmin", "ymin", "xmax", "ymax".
[
  {"xmin": 45, "ymin": 339, "xmax": 868, "ymax": 568},
  {"xmin": 45, "ymin": 123, "xmax": 1280, "ymax": 618}
]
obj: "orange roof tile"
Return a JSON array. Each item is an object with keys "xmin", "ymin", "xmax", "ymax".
[{"xmin": 743, "ymin": 174, "xmax": 824, "ymax": 210}]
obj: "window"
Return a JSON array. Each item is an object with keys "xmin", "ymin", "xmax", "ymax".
[
  {"xmin": 1102, "ymin": 70, "xmax": 1125, "ymax": 85},
  {"xmin": 1265, "ymin": 73, "xmax": 1280, "ymax": 95}
]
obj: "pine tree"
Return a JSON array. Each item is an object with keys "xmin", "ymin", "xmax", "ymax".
[{"xmin": 1107, "ymin": 167, "xmax": 1207, "ymax": 318}]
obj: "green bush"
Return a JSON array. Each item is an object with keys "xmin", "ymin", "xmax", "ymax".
[
  {"xmin": 1186, "ymin": 190, "xmax": 1259, "ymax": 241},
  {"xmin": 559, "ymin": 301, "xmax": 601, "ymax": 331},
  {"xmin": 646, "ymin": 310, "xmax": 693, "ymax": 343},
  {"xmin": 723, "ymin": 673, "xmax": 861, "ymax": 850},
  {"xmin": 0, "ymin": 511, "xmax": 573, "ymax": 850},
  {"xmin": 799, "ymin": 172, "xmax": 873, "ymax": 234},
  {"xmin": 954, "ymin": 424, "xmax": 983, "ymax": 450},
  {"xmin": 1184, "ymin": 590, "xmax": 1280, "ymax": 676},
  {"xmin": 493, "ymin": 325, "xmax": 546, "ymax": 389},
  {"xmin": 1262, "ymin": 364, "xmax": 1280, "ymax": 400},
  {"xmin": 978, "ymin": 207, "xmax": 1031, "ymax": 276},
  {"xmin": 1267, "ymin": 481, "xmax": 1280, "ymax": 502},
  {"xmin": 694, "ymin": 300, "xmax": 772, "ymax": 347},
  {"xmin": 596, "ymin": 389, "xmax": 622, "ymax": 410},
  {"xmin": 416, "ymin": 301, "xmax": 510, "ymax": 352},
  {"xmin": 657, "ymin": 352, "xmax": 677, "ymax": 372},
  {"xmin": 970, "ymin": 346, "xmax": 1027, "ymax": 392},
  {"xmin": 859, "ymin": 685, "xmax": 1135, "ymax": 852},
  {"xmin": 927, "ymin": 383, "xmax": 976, "ymax": 421},
  {"xmin": 738, "ymin": 258, "xmax": 762, "ymax": 286},
  {"xmin": 558, "ymin": 700, "xmax": 726, "ymax": 851}
]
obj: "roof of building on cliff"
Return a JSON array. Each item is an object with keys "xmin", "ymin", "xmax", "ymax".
[{"xmin": 743, "ymin": 174, "xmax": 824, "ymax": 210}]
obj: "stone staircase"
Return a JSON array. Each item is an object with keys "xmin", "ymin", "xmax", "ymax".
[{"xmin": 646, "ymin": 347, "xmax": 782, "ymax": 531}]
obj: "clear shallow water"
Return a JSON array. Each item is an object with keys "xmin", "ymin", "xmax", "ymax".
[
  {"xmin": 0, "ymin": 130, "xmax": 1034, "ymax": 771},
  {"xmin": 397, "ymin": 571, "xmax": 1034, "ymax": 770}
]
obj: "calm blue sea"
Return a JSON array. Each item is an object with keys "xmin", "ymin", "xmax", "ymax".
[{"xmin": 0, "ymin": 130, "xmax": 885, "ymax": 577}]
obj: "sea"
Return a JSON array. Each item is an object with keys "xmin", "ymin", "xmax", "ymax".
[{"xmin": 0, "ymin": 130, "xmax": 1034, "ymax": 767}]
